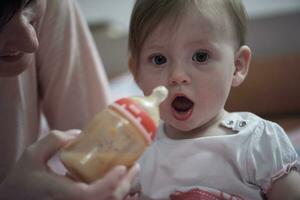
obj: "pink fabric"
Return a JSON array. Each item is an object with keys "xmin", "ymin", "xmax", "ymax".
[
  {"xmin": 170, "ymin": 188, "xmax": 245, "ymax": 200},
  {"xmin": 0, "ymin": 0, "xmax": 109, "ymax": 182}
]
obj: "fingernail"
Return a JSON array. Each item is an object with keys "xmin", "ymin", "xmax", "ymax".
[
  {"xmin": 113, "ymin": 180, "xmax": 130, "ymax": 200},
  {"xmin": 66, "ymin": 129, "xmax": 81, "ymax": 136},
  {"xmin": 114, "ymin": 165, "xmax": 127, "ymax": 177},
  {"xmin": 133, "ymin": 163, "xmax": 140, "ymax": 172}
]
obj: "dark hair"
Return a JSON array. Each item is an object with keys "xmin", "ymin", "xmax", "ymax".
[{"xmin": 0, "ymin": 0, "xmax": 27, "ymax": 29}]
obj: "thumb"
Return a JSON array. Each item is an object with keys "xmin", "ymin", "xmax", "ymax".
[
  {"xmin": 113, "ymin": 163, "xmax": 140, "ymax": 199},
  {"xmin": 31, "ymin": 129, "xmax": 81, "ymax": 163}
]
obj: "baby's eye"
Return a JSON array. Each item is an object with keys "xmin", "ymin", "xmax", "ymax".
[
  {"xmin": 151, "ymin": 54, "xmax": 167, "ymax": 65},
  {"xmin": 192, "ymin": 51, "xmax": 209, "ymax": 63}
]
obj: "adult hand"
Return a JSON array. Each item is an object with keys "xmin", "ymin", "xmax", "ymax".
[{"xmin": 0, "ymin": 130, "xmax": 139, "ymax": 200}]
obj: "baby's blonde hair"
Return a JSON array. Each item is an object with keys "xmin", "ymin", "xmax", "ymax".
[{"xmin": 128, "ymin": 0, "xmax": 248, "ymax": 76}]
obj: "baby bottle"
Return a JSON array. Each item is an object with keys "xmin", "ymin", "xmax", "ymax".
[{"xmin": 60, "ymin": 86, "xmax": 168, "ymax": 183}]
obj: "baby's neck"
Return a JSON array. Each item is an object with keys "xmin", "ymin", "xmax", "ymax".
[{"xmin": 164, "ymin": 110, "xmax": 232, "ymax": 140}]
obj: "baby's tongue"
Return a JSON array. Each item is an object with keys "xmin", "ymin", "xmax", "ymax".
[{"xmin": 172, "ymin": 96, "xmax": 194, "ymax": 112}]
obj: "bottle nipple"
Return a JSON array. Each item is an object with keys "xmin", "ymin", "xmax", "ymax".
[
  {"xmin": 150, "ymin": 86, "xmax": 169, "ymax": 105},
  {"xmin": 130, "ymin": 85, "xmax": 168, "ymax": 127}
]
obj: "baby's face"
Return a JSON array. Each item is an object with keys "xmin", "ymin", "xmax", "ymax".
[{"xmin": 135, "ymin": 9, "xmax": 240, "ymax": 136}]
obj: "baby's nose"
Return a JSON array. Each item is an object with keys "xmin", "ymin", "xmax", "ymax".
[{"xmin": 168, "ymin": 66, "xmax": 191, "ymax": 86}]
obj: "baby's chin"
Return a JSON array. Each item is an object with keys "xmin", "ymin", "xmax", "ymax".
[{"xmin": 164, "ymin": 122, "xmax": 198, "ymax": 134}]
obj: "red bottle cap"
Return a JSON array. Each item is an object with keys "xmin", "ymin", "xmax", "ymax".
[{"xmin": 110, "ymin": 98, "xmax": 156, "ymax": 144}]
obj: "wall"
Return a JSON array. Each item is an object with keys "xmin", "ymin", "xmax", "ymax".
[
  {"xmin": 247, "ymin": 12, "xmax": 300, "ymax": 57},
  {"xmin": 226, "ymin": 12, "xmax": 300, "ymax": 117}
]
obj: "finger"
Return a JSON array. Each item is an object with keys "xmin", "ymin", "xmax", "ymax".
[
  {"xmin": 132, "ymin": 193, "xmax": 139, "ymax": 200},
  {"xmin": 88, "ymin": 165, "xmax": 127, "ymax": 197},
  {"xmin": 125, "ymin": 193, "xmax": 139, "ymax": 200},
  {"xmin": 31, "ymin": 130, "xmax": 81, "ymax": 163},
  {"xmin": 65, "ymin": 172, "xmax": 80, "ymax": 182},
  {"xmin": 123, "ymin": 163, "xmax": 140, "ymax": 184},
  {"xmin": 113, "ymin": 163, "xmax": 140, "ymax": 200}
]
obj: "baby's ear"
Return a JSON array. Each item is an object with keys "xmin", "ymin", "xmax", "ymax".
[
  {"xmin": 232, "ymin": 45, "xmax": 251, "ymax": 87},
  {"xmin": 128, "ymin": 55, "xmax": 138, "ymax": 83},
  {"xmin": 128, "ymin": 55, "xmax": 134, "ymax": 75}
]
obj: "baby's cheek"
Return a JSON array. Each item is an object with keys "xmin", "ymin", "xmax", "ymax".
[{"xmin": 159, "ymin": 102, "xmax": 169, "ymax": 120}]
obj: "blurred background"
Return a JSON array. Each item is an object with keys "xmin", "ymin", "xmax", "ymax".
[{"xmin": 76, "ymin": 0, "xmax": 300, "ymax": 150}]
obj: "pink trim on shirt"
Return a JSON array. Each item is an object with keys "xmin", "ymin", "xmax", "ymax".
[
  {"xmin": 170, "ymin": 188, "xmax": 245, "ymax": 200},
  {"xmin": 262, "ymin": 160, "xmax": 300, "ymax": 194}
]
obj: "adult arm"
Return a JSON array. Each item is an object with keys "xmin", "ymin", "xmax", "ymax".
[
  {"xmin": 266, "ymin": 170, "xmax": 300, "ymax": 200},
  {"xmin": 37, "ymin": 0, "xmax": 110, "ymax": 130}
]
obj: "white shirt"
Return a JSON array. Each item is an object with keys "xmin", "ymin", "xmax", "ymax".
[
  {"xmin": 137, "ymin": 112, "xmax": 300, "ymax": 200},
  {"xmin": 0, "ymin": 0, "xmax": 110, "ymax": 182}
]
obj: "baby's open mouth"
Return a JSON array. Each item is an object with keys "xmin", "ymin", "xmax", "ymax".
[{"xmin": 171, "ymin": 96, "xmax": 194, "ymax": 120}]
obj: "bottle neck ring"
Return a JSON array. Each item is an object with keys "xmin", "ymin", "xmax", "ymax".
[{"xmin": 109, "ymin": 98, "xmax": 156, "ymax": 144}]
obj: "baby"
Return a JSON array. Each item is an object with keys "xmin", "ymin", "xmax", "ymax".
[{"xmin": 127, "ymin": 0, "xmax": 300, "ymax": 199}]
